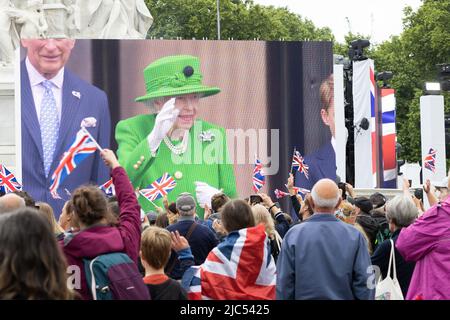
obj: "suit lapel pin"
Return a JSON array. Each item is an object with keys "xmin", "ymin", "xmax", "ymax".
[
  {"xmin": 198, "ymin": 130, "xmax": 215, "ymax": 142},
  {"xmin": 80, "ymin": 117, "xmax": 97, "ymax": 128},
  {"xmin": 72, "ymin": 91, "xmax": 81, "ymax": 99}
]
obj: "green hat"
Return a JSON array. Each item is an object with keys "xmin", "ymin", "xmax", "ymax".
[{"xmin": 135, "ymin": 55, "xmax": 221, "ymax": 102}]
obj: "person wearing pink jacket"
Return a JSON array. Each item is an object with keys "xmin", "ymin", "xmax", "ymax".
[{"xmin": 396, "ymin": 196, "xmax": 450, "ymax": 300}]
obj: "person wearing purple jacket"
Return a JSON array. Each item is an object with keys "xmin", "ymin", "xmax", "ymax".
[
  {"xmin": 61, "ymin": 149, "xmax": 141, "ymax": 300},
  {"xmin": 396, "ymin": 196, "xmax": 450, "ymax": 300}
]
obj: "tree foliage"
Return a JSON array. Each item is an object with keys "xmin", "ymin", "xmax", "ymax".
[
  {"xmin": 371, "ymin": 0, "xmax": 450, "ymax": 163},
  {"xmin": 145, "ymin": 0, "xmax": 334, "ymax": 41}
]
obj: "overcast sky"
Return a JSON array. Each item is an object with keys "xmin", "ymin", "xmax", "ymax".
[{"xmin": 253, "ymin": 0, "xmax": 423, "ymax": 44}]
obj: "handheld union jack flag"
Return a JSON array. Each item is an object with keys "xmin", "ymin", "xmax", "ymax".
[
  {"xmin": 49, "ymin": 129, "xmax": 98, "ymax": 199},
  {"xmin": 285, "ymin": 185, "xmax": 310, "ymax": 195},
  {"xmin": 274, "ymin": 189, "xmax": 289, "ymax": 199},
  {"xmin": 252, "ymin": 158, "xmax": 265, "ymax": 193},
  {"xmin": 292, "ymin": 150, "xmax": 309, "ymax": 179},
  {"xmin": 140, "ymin": 173, "xmax": 177, "ymax": 202},
  {"xmin": 183, "ymin": 224, "xmax": 276, "ymax": 300},
  {"xmin": 99, "ymin": 179, "xmax": 115, "ymax": 197},
  {"xmin": 424, "ymin": 148, "xmax": 437, "ymax": 173},
  {"xmin": 0, "ymin": 164, "xmax": 22, "ymax": 194}
]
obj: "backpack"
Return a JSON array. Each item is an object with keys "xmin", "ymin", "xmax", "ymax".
[
  {"xmin": 84, "ymin": 252, "xmax": 150, "ymax": 300},
  {"xmin": 374, "ymin": 223, "xmax": 391, "ymax": 250},
  {"xmin": 372, "ymin": 212, "xmax": 391, "ymax": 251}
]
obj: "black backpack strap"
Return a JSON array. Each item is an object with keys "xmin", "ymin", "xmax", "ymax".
[{"xmin": 166, "ymin": 222, "xmax": 198, "ymax": 275}]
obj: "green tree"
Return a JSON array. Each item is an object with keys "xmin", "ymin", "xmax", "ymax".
[
  {"xmin": 145, "ymin": 0, "xmax": 334, "ymax": 41},
  {"xmin": 371, "ymin": 0, "xmax": 450, "ymax": 164}
]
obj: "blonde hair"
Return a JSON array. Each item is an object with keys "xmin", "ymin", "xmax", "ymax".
[
  {"xmin": 354, "ymin": 223, "xmax": 373, "ymax": 255},
  {"xmin": 140, "ymin": 226, "xmax": 172, "ymax": 270},
  {"xmin": 36, "ymin": 202, "xmax": 64, "ymax": 234},
  {"xmin": 251, "ymin": 204, "xmax": 276, "ymax": 237},
  {"xmin": 252, "ymin": 204, "xmax": 282, "ymax": 252},
  {"xmin": 320, "ymin": 74, "xmax": 334, "ymax": 112}
]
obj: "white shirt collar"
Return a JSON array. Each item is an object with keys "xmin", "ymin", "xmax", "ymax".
[{"xmin": 26, "ymin": 57, "xmax": 64, "ymax": 89}]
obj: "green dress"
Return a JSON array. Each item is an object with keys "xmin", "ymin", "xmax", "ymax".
[{"xmin": 115, "ymin": 114, "xmax": 238, "ymax": 218}]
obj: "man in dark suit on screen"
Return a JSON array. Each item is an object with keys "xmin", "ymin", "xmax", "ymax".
[
  {"xmin": 21, "ymin": 39, "xmax": 111, "ymax": 218},
  {"xmin": 295, "ymin": 74, "xmax": 337, "ymax": 192}
]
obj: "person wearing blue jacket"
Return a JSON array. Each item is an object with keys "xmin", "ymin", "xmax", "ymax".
[{"xmin": 276, "ymin": 178, "xmax": 375, "ymax": 300}]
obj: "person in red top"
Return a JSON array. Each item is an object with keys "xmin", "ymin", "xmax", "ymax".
[
  {"xmin": 61, "ymin": 149, "xmax": 141, "ymax": 300},
  {"xmin": 140, "ymin": 226, "xmax": 187, "ymax": 300}
]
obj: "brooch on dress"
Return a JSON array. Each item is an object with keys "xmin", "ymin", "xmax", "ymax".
[{"xmin": 198, "ymin": 130, "xmax": 215, "ymax": 142}]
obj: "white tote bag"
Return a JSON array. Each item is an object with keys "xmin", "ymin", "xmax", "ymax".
[{"xmin": 375, "ymin": 239, "xmax": 404, "ymax": 300}]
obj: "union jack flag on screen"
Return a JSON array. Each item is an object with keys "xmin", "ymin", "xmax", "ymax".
[
  {"xmin": 424, "ymin": 148, "xmax": 437, "ymax": 173},
  {"xmin": 140, "ymin": 173, "xmax": 177, "ymax": 202},
  {"xmin": 49, "ymin": 129, "xmax": 97, "ymax": 198},
  {"xmin": 0, "ymin": 164, "xmax": 22, "ymax": 194},
  {"xmin": 292, "ymin": 150, "xmax": 309, "ymax": 179},
  {"xmin": 183, "ymin": 224, "xmax": 276, "ymax": 300},
  {"xmin": 99, "ymin": 179, "xmax": 115, "ymax": 197},
  {"xmin": 252, "ymin": 158, "xmax": 265, "ymax": 193}
]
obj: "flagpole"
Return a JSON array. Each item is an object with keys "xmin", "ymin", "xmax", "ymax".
[
  {"xmin": 81, "ymin": 127, "xmax": 104, "ymax": 152},
  {"xmin": 138, "ymin": 190, "xmax": 159, "ymax": 209},
  {"xmin": 290, "ymin": 147, "xmax": 296, "ymax": 174}
]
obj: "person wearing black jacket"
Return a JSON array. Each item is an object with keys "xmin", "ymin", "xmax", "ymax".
[
  {"xmin": 354, "ymin": 197, "xmax": 379, "ymax": 251},
  {"xmin": 371, "ymin": 195, "xmax": 418, "ymax": 297},
  {"xmin": 287, "ymin": 174, "xmax": 314, "ymax": 223},
  {"xmin": 259, "ymin": 193, "xmax": 290, "ymax": 238}
]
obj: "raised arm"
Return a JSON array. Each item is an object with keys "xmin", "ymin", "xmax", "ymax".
[{"xmin": 101, "ymin": 149, "xmax": 141, "ymax": 263}]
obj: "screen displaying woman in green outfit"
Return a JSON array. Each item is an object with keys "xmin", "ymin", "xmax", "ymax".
[{"xmin": 115, "ymin": 55, "xmax": 238, "ymax": 218}]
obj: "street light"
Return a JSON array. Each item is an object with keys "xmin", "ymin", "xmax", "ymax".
[
  {"xmin": 217, "ymin": 0, "xmax": 221, "ymax": 40},
  {"xmin": 349, "ymin": 39, "xmax": 370, "ymax": 61},
  {"xmin": 424, "ymin": 82, "xmax": 441, "ymax": 95},
  {"xmin": 376, "ymin": 71, "xmax": 393, "ymax": 88}
]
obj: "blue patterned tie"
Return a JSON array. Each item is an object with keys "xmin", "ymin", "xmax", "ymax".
[{"xmin": 40, "ymin": 80, "xmax": 59, "ymax": 177}]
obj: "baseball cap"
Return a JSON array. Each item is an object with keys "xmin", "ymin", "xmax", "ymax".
[
  {"xmin": 146, "ymin": 211, "xmax": 158, "ymax": 223},
  {"xmin": 176, "ymin": 192, "xmax": 196, "ymax": 213},
  {"xmin": 354, "ymin": 197, "xmax": 373, "ymax": 214}
]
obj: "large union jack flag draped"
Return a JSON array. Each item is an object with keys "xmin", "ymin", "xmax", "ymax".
[
  {"xmin": 292, "ymin": 150, "xmax": 309, "ymax": 179},
  {"xmin": 252, "ymin": 158, "xmax": 265, "ymax": 193},
  {"xmin": 99, "ymin": 178, "xmax": 115, "ymax": 197},
  {"xmin": 424, "ymin": 148, "xmax": 437, "ymax": 173},
  {"xmin": 49, "ymin": 129, "xmax": 97, "ymax": 199},
  {"xmin": 0, "ymin": 164, "xmax": 22, "ymax": 194},
  {"xmin": 183, "ymin": 224, "xmax": 276, "ymax": 300},
  {"xmin": 140, "ymin": 173, "xmax": 177, "ymax": 202}
]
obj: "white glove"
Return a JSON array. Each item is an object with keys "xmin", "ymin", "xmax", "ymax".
[
  {"xmin": 147, "ymin": 98, "xmax": 179, "ymax": 155},
  {"xmin": 195, "ymin": 181, "xmax": 222, "ymax": 209}
]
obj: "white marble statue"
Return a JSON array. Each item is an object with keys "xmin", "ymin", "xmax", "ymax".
[
  {"xmin": 0, "ymin": 1, "xmax": 19, "ymax": 65},
  {"xmin": 0, "ymin": 0, "xmax": 153, "ymax": 64},
  {"xmin": 14, "ymin": 0, "xmax": 48, "ymax": 39},
  {"xmin": 77, "ymin": 0, "xmax": 153, "ymax": 39}
]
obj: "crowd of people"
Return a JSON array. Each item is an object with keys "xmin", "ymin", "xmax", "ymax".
[{"xmin": 1, "ymin": 149, "xmax": 449, "ymax": 300}]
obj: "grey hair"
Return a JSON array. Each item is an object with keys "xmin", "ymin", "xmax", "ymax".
[
  {"xmin": 0, "ymin": 194, "xmax": 26, "ymax": 214},
  {"xmin": 179, "ymin": 208, "xmax": 195, "ymax": 217},
  {"xmin": 311, "ymin": 184, "xmax": 340, "ymax": 209},
  {"xmin": 143, "ymin": 97, "xmax": 169, "ymax": 114},
  {"xmin": 386, "ymin": 195, "xmax": 418, "ymax": 228}
]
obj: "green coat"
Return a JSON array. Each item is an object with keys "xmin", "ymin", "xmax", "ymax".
[{"xmin": 115, "ymin": 114, "xmax": 237, "ymax": 218}]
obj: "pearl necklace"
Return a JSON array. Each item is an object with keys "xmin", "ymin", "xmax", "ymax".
[{"xmin": 164, "ymin": 130, "xmax": 189, "ymax": 155}]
